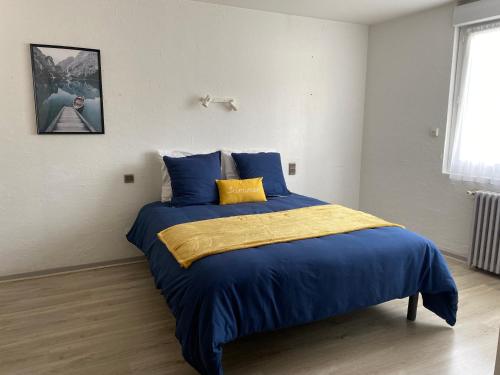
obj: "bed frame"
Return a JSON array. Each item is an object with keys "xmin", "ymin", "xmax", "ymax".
[{"xmin": 407, "ymin": 293, "xmax": 419, "ymax": 321}]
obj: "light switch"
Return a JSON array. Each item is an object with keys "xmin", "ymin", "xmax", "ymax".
[{"xmin": 288, "ymin": 163, "xmax": 296, "ymax": 176}]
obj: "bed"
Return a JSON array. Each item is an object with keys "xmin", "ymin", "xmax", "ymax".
[{"xmin": 127, "ymin": 193, "xmax": 458, "ymax": 375}]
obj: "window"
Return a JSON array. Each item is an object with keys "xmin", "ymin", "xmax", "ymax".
[{"xmin": 445, "ymin": 19, "xmax": 500, "ymax": 185}]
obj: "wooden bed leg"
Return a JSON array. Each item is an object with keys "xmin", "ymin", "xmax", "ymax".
[{"xmin": 407, "ymin": 293, "xmax": 419, "ymax": 321}]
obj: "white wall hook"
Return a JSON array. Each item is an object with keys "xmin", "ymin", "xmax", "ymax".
[{"xmin": 200, "ymin": 95, "xmax": 238, "ymax": 111}]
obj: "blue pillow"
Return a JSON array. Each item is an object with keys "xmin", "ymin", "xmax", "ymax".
[
  {"xmin": 163, "ymin": 151, "xmax": 221, "ymax": 206},
  {"xmin": 231, "ymin": 152, "xmax": 290, "ymax": 196}
]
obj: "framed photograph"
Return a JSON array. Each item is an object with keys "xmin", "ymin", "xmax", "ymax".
[{"xmin": 30, "ymin": 44, "xmax": 105, "ymax": 134}]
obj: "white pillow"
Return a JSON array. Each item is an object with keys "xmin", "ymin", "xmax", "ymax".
[
  {"xmin": 221, "ymin": 150, "xmax": 240, "ymax": 180},
  {"xmin": 158, "ymin": 150, "xmax": 193, "ymax": 202},
  {"xmin": 221, "ymin": 149, "xmax": 277, "ymax": 180}
]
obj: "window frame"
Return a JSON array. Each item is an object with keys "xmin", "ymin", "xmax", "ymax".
[{"xmin": 443, "ymin": 18, "xmax": 500, "ymax": 174}]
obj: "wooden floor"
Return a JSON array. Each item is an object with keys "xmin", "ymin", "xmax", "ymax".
[{"xmin": 0, "ymin": 258, "xmax": 499, "ymax": 374}]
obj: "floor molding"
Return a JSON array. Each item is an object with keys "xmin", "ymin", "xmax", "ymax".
[
  {"xmin": 0, "ymin": 250, "xmax": 468, "ymax": 284},
  {"xmin": 440, "ymin": 249, "xmax": 468, "ymax": 263},
  {"xmin": 0, "ymin": 256, "xmax": 146, "ymax": 284}
]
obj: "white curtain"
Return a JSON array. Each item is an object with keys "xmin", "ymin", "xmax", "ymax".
[{"xmin": 449, "ymin": 21, "xmax": 500, "ymax": 185}]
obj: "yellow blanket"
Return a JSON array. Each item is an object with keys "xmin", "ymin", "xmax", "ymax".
[{"xmin": 158, "ymin": 204, "xmax": 402, "ymax": 268}]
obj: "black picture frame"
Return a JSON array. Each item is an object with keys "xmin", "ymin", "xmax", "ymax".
[{"xmin": 30, "ymin": 44, "xmax": 105, "ymax": 134}]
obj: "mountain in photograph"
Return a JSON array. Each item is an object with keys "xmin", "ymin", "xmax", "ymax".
[
  {"xmin": 31, "ymin": 47, "xmax": 63, "ymax": 81},
  {"xmin": 58, "ymin": 51, "xmax": 99, "ymax": 80},
  {"xmin": 57, "ymin": 55, "xmax": 75, "ymax": 71},
  {"xmin": 32, "ymin": 47, "xmax": 99, "ymax": 81}
]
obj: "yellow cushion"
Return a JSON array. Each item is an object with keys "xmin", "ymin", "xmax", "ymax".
[{"xmin": 216, "ymin": 178, "xmax": 267, "ymax": 205}]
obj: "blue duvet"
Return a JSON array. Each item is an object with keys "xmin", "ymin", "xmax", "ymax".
[{"xmin": 127, "ymin": 194, "xmax": 458, "ymax": 375}]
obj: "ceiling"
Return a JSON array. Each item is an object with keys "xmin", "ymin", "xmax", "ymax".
[{"xmin": 192, "ymin": 0, "xmax": 454, "ymax": 24}]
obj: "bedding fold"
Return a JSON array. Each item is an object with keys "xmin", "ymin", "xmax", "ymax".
[{"xmin": 158, "ymin": 204, "xmax": 403, "ymax": 268}]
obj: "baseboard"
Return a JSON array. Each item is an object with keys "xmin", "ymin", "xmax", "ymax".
[
  {"xmin": 440, "ymin": 249, "xmax": 467, "ymax": 263},
  {"xmin": 0, "ymin": 256, "xmax": 146, "ymax": 284},
  {"xmin": 0, "ymin": 249, "xmax": 468, "ymax": 284}
]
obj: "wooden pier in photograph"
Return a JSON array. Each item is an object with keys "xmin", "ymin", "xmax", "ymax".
[{"xmin": 46, "ymin": 106, "xmax": 97, "ymax": 133}]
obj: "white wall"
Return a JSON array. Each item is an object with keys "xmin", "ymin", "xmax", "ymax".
[
  {"xmin": 361, "ymin": 4, "xmax": 500, "ymax": 259},
  {"xmin": 0, "ymin": 0, "xmax": 368, "ymax": 276}
]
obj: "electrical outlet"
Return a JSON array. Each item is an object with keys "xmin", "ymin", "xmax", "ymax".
[
  {"xmin": 124, "ymin": 174, "xmax": 135, "ymax": 183},
  {"xmin": 288, "ymin": 163, "xmax": 296, "ymax": 176},
  {"xmin": 431, "ymin": 128, "xmax": 440, "ymax": 137}
]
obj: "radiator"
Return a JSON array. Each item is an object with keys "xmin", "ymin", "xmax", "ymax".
[{"xmin": 469, "ymin": 191, "xmax": 500, "ymax": 274}]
